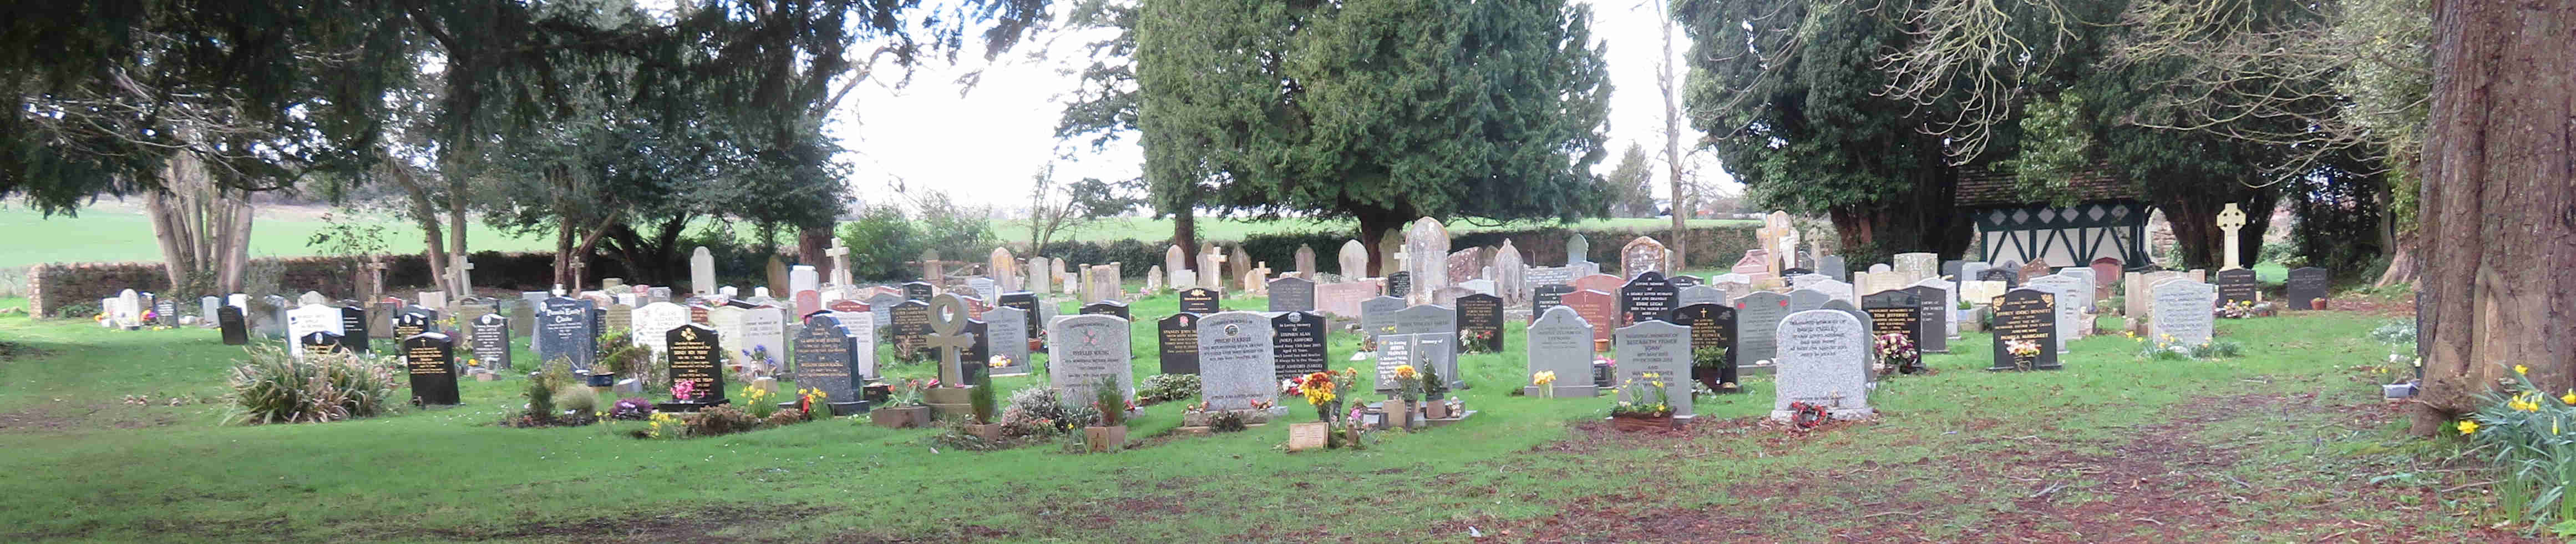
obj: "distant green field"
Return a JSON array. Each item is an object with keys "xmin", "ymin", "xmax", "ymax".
[
  {"xmin": 0, "ymin": 205, "xmax": 554, "ymax": 268},
  {"xmin": 3, "ymin": 205, "xmax": 1748, "ymax": 269},
  {"xmin": 1002, "ymin": 216, "xmax": 1754, "ymax": 244}
]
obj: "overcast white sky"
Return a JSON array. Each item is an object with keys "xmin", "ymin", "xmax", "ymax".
[{"xmin": 829, "ymin": 0, "xmax": 1735, "ymax": 211}]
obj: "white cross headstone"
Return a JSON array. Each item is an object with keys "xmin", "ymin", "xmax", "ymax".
[
  {"xmin": 449, "ymin": 254, "xmax": 475, "ymax": 304},
  {"xmin": 2216, "ymin": 203, "xmax": 2248, "ymax": 270},
  {"xmin": 825, "ymin": 239, "xmax": 854, "ymax": 288}
]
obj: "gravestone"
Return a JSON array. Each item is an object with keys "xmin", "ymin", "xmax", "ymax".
[
  {"xmin": 402, "ymin": 333, "xmax": 462, "ymax": 406},
  {"xmin": 1988, "ymin": 288, "xmax": 2062, "ymax": 371},
  {"xmin": 1158, "ymin": 313, "xmax": 1202, "ymax": 375},
  {"xmin": 1050, "ymin": 314, "xmax": 1135, "ymax": 402},
  {"xmin": 889, "ymin": 300, "xmax": 933, "ymax": 360},
  {"xmin": 1732, "ymin": 250, "xmax": 1776, "ymax": 288},
  {"xmin": 1666, "ymin": 303, "xmax": 1737, "ymax": 389},
  {"xmin": 285, "ymin": 304, "xmax": 345, "ymax": 360},
  {"xmin": 1619, "ymin": 236, "xmax": 1670, "ymax": 279},
  {"xmin": 1266, "ymin": 276, "xmax": 1316, "ymax": 313},
  {"xmin": 665, "ymin": 324, "xmax": 727, "ymax": 404},
  {"xmin": 2027, "ymin": 274, "xmax": 2090, "ymax": 346},
  {"xmin": 1903, "ymin": 284, "xmax": 1951, "ymax": 352},
  {"xmin": 2285, "ymin": 267, "xmax": 2328, "ymax": 310},
  {"xmin": 1386, "ymin": 271, "xmax": 1413, "ymax": 298},
  {"xmin": 1614, "ymin": 320, "xmax": 1692, "ymax": 419},
  {"xmin": 1374, "ymin": 333, "xmax": 1416, "ymax": 395},
  {"xmin": 1531, "ymin": 284, "xmax": 1575, "ymax": 322},
  {"xmin": 1893, "ymin": 253, "xmax": 1939, "ymax": 285},
  {"xmin": 1787, "ymin": 289, "xmax": 1830, "ymax": 313},
  {"xmin": 1573, "ymin": 273, "xmax": 1624, "ymax": 295},
  {"xmin": 153, "ymin": 296, "xmax": 175, "ymax": 326},
  {"xmin": 2152, "ymin": 280, "xmax": 2219, "ymax": 345},
  {"xmin": 299, "ymin": 331, "xmax": 346, "ymax": 359},
  {"xmin": 1675, "ymin": 285, "xmax": 1726, "ymax": 308},
  {"xmin": 1409, "ymin": 331, "xmax": 1463, "ymax": 392},
  {"xmin": 902, "ymin": 281, "xmax": 934, "ymax": 301},
  {"xmin": 631, "ymin": 302, "xmax": 687, "ymax": 356},
  {"xmin": 1271, "ymin": 311, "xmax": 1327, "ymax": 379},
  {"xmin": 337, "ymin": 306, "xmax": 371, "ymax": 353},
  {"xmin": 1861, "ymin": 290, "xmax": 1924, "ymax": 370},
  {"xmin": 1178, "ymin": 287, "xmax": 1221, "ymax": 314},
  {"xmin": 1562, "ymin": 289, "xmax": 1617, "ymax": 343},
  {"xmin": 1770, "ymin": 310, "xmax": 1872, "ymax": 421},
  {"xmin": 1315, "ymin": 280, "xmax": 1380, "ymax": 318},
  {"xmin": 1394, "ymin": 304, "xmax": 1457, "ymax": 338},
  {"xmin": 470, "ymin": 313, "xmax": 511, "ymax": 370},
  {"xmin": 966, "ymin": 276, "xmax": 1000, "ymax": 303},
  {"xmin": 793, "ymin": 316, "xmax": 862, "ymax": 414},
  {"xmin": 217, "ymin": 306, "xmax": 248, "ymax": 345},
  {"xmin": 1667, "ymin": 274, "xmax": 1700, "ymax": 289},
  {"xmin": 1079, "ymin": 300, "xmax": 1130, "ymax": 320},
  {"xmin": 1735, "ymin": 291, "xmax": 1790, "ymax": 367},
  {"xmin": 601, "ymin": 303, "xmax": 633, "ymax": 338},
  {"xmin": 1360, "ymin": 296, "xmax": 1406, "ymax": 341},
  {"xmin": 1526, "ymin": 266, "xmax": 1575, "ymax": 289},
  {"xmin": 536, "ymin": 297, "xmax": 597, "ymax": 372},
  {"xmin": 1565, "ymin": 233, "xmax": 1591, "ymax": 265},
  {"xmin": 867, "ymin": 293, "xmax": 903, "ymax": 328},
  {"xmin": 2090, "ymin": 258, "xmax": 2124, "ymax": 299},
  {"xmin": 200, "ymin": 296, "xmax": 220, "ymax": 328},
  {"xmin": 1456, "ymin": 293, "xmax": 1504, "ymax": 353},
  {"xmin": 689, "ymin": 246, "xmax": 717, "ymax": 295},
  {"xmin": 1618, "ymin": 271, "xmax": 1677, "ymax": 326},
  {"xmin": 956, "ymin": 319, "xmax": 991, "ymax": 386},
  {"xmin": 997, "ymin": 292, "xmax": 1039, "ymax": 335},
  {"xmin": 1337, "ymin": 240, "xmax": 1369, "ymax": 279},
  {"xmin": 1195, "ymin": 311, "xmax": 1277, "ymax": 410},
  {"xmin": 1976, "ymin": 266, "xmax": 2019, "ymax": 288},
  {"xmin": 983, "ymin": 306, "xmax": 1031, "ymax": 375},
  {"xmin": 738, "ymin": 307, "xmax": 788, "ymax": 373},
  {"xmin": 1526, "ymin": 306, "xmax": 1598, "ymax": 397},
  {"xmin": 1403, "ymin": 218, "xmax": 1452, "ymax": 304},
  {"xmin": 1493, "ymin": 240, "xmax": 1527, "ymax": 306},
  {"xmin": 1443, "ymin": 247, "xmax": 1483, "ymax": 286},
  {"xmin": 1816, "ymin": 255, "xmax": 1849, "ymax": 282}
]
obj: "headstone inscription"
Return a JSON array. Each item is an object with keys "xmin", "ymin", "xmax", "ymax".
[
  {"xmin": 338, "ymin": 306, "xmax": 371, "ymax": 353},
  {"xmin": 631, "ymin": 302, "xmax": 686, "ymax": 356},
  {"xmin": 1195, "ymin": 311, "xmax": 1277, "ymax": 410},
  {"xmin": 537, "ymin": 296, "xmax": 597, "ymax": 372},
  {"xmin": 1271, "ymin": 311, "xmax": 1327, "ymax": 380},
  {"xmin": 889, "ymin": 300, "xmax": 933, "ymax": 360},
  {"xmin": 1267, "ymin": 276, "xmax": 1316, "ymax": 313},
  {"xmin": 1051, "ymin": 314, "xmax": 1135, "ymax": 402},
  {"xmin": 2151, "ymin": 280, "xmax": 2219, "ymax": 345},
  {"xmin": 1618, "ymin": 271, "xmax": 1677, "ymax": 326},
  {"xmin": 470, "ymin": 313, "xmax": 511, "ymax": 370},
  {"xmin": 2026, "ymin": 274, "xmax": 2090, "ymax": 346},
  {"xmin": 1531, "ymin": 284, "xmax": 1575, "ymax": 323},
  {"xmin": 1178, "ymin": 287, "xmax": 1220, "ymax": 314},
  {"xmin": 1158, "ymin": 313, "xmax": 1202, "ymax": 375},
  {"xmin": 1619, "ymin": 236, "xmax": 1670, "ymax": 279},
  {"xmin": 1373, "ymin": 333, "xmax": 1414, "ymax": 395},
  {"xmin": 403, "ymin": 333, "xmax": 462, "ymax": 406},
  {"xmin": 285, "ymin": 304, "xmax": 344, "ymax": 360},
  {"xmin": 1770, "ymin": 310, "xmax": 1873, "ymax": 421},
  {"xmin": 299, "ymin": 331, "xmax": 346, "ymax": 359},
  {"xmin": 1456, "ymin": 293, "xmax": 1504, "ymax": 354},
  {"xmin": 1614, "ymin": 320, "xmax": 1692, "ymax": 419},
  {"xmin": 2285, "ymin": 266, "xmax": 2328, "ymax": 310},
  {"xmin": 902, "ymin": 281, "xmax": 934, "ymax": 301},
  {"xmin": 794, "ymin": 316, "xmax": 863, "ymax": 415},
  {"xmin": 1526, "ymin": 306, "xmax": 1598, "ymax": 397},
  {"xmin": 1360, "ymin": 295, "xmax": 1405, "ymax": 341},
  {"xmin": 1903, "ymin": 284, "xmax": 1951, "ymax": 352},
  {"xmin": 1562, "ymin": 289, "xmax": 1617, "ymax": 343},
  {"xmin": 1988, "ymin": 288, "xmax": 2062, "ymax": 371},
  {"xmin": 1734, "ymin": 291, "xmax": 1789, "ymax": 369},
  {"xmin": 1079, "ymin": 300, "xmax": 1130, "ymax": 320},
  {"xmin": 1861, "ymin": 290, "xmax": 1924, "ymax": 370},
  {"xmin": 2214, "ymin": 268, "xmax": 2259, "ymax": 308},
  {"xmin": 389, "ymin": 308, "xmax": 430, "ymax": 341}
]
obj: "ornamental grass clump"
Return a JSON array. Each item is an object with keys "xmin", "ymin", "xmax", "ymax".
[
  {"xmin": 224, "ymin": 345, "xmax": 400, "ymax": 425},
  {"xmin": 2463, "ymin": 364, "xmax": 2576, "ymax": 530}
]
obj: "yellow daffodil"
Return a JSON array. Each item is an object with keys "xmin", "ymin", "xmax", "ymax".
[
  {"xmin": 2517, "ymin": 364, "xmax": 2530, "ymax": 376},
  {"xmin": 2511, "ymin": 396, "xmax": 2540, "ymax": 412},
  {"xmin": 2458, "ymin": 420, "xmax": 2479, "ymax": 435},
  {"xmin": 2561, "ymin": 390, "xmax": 2575, "ymax": 405}
]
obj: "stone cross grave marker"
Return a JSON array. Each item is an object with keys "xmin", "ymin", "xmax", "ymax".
[{"xmin": 2216, "ymin": 203, "xmax": 2249, "ymax": 270}]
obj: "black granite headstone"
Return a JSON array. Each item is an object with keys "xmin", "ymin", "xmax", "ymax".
[
  {"xmin": 217, "ymin": 306, "xmax": 249, "ymax": 345},
  {"xmin": 298, "ymin": 331, "xmax": 346, "ymax": 359},
  {"xmin": 901, "ymin": 281, "xmax": 934, "ymax": 301},
  {"xmin": 1158, "ymin": 313, "xmax": 1201, "ymax": 375},
  {"xmin": 666, "ymin": 324, "xmax": 727, "ymax": 404},
  {"xmin": 338, "ymin": 306, "xmax": 371, "ymax": 353},
  {"xmin": 1386, "ymin": 271, "xmax": 1413, "ymax": 298},
  {"xmin": 1862, "ymin": 289, "xmax": 1924, "ymax": 372},
  {"xmin": 1455, "ymin": 293, "xmax": 1504, "ymax": 353},
  {"xmin": 1079, "ymin": 300, "xmax": 1130, "ymax": 320},
  {"xmin": 1618, "ymin": 271, "xmax": 1677, "ymax": 326},
  {"xmin": 1665, "ymin": 303, "xmax": 1737, "ymax": 389},
  {"xmin": 1178, "ymin": 288, "xmax": 1221, "ymax": 314},
  {"xmin": 889, "ymin": 300, "xmax": 933, "ymax": 360},
  {"xmin": 470, "ymin": 313, "xmax": 511, "ymax": 370},
  {"xmin": 2285, "ymin": 267, "xmax": 2328, "ymax": 310},
  {"xmin": 402, "ymin": 333, "xmax": 462, "ymax": 405},
  {"xmin": 1532, "ymin": 284, "xmax": 1575, "ymax": 324},
  {"xmin": 1988, "ymin": 289, "xmax": 2061, "ymax": 371},
  {"xmin": 1271, "ymin": 311, "xmax": 1327, "ymax": 380},
  {"xmin": 2215, "ymin": 269, "xmax": 2260, "ymax": 308}
]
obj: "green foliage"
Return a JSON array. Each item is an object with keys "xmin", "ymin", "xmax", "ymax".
[
  {"xmin": 596, "ymin": 329, "xmax": 652, "ymax": 378},
  {"xmin": 1138, "ymin": 374, "xmax": 1201, "ymax": 405},
  {"xmin": 836, "ymin": 197, "xmax": 997, "ymax": 281},
  {"xmin": 2467, "ymin": 369, "xmax": 2576, "ymax": 527},
  {"xmin": 1094, "ymin": 376, "xmax": 1128, "ymax": 427},
  {"xmin": 1603, "ymin": 145, "xmax": 1661, "ymax": 218},
  {"xmin": 2369, "ymin": 320, "xmax": 2418, "ymax": 345},
  {"xmin": 1692, "ymin": 347, "xmax": 1731, "ymax": 369},
  {"xmin": 1135, "ymin": 0, "xmax": 1613, "ymax": 233},
  {"xmin": 525, "ymin": 362, "xmax": 574, "ymax": 423},
  {"xmin": 551, "ymin": 386, "xmax": 600, "ymax": 417},
  {"xmin": 222, "ymin": 346, "xmax": 400, "ymax": 425},
  {"xmin": 2005, "ymin": 94, "xmax": 2095, "ymax": 208},
  {"xmin": 689, "ymin": 406, "xmax": 760, "ymax": 437},
  {"xmin": 969, "ymin": 382, "xmax": 999, "ymax": 425}
]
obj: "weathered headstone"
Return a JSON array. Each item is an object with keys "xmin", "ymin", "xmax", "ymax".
[
  {"xmin": 1266, "ymin": 276, "xmax": 1315, "ymax": 313},
  {"xmin": 2090, "ymin": 257, "xmax": 2124, "ymax": 299},
  {"xmin": 1195, "ymin": 311, "xmax": 1277, "ymax": 410},
  {"xmin": 1614, "ymin": 320, "xmax": 1692, "ymax": 419},
  {"xmin": 1735, "ymin": 291, "xmax": 1789, "ymax": 367},
  {"xmin": 2285, "ymin": 266, "xmax": 2328, "ymax": 310},
  {"xmin": 1525, "ymin": 306, "xmax": 1598, "ymax": 397},
  {"xmin": 2152, "ymin": 280, "xmax": 2219, "ymax": 345},
  {"xmin": 631, "ymin": 302, "xmax": 687, "ymax": 356},
  {"xmin": 1271, "ymin": 311, "xmax": 1327, "ymax": 379},
  {"xmin": 1049, "ymin": 314, "xmax": 1134, "ymax": 401},
  {"xmin": 1337, "ymin": 240, "xmax": 1369, "ymax": 280},
  {"xmin": 1456, "ymin": 293, "xmax": 1504, "ymax": 353},
  {"xmin": 402, "ymin": 333, "xmax": 462, "ymax": 405},
  {"xmin": 1493, "ymin": 240, "xmax": 1527, "ymax": 306},
  {"xmin": 1619, "ymin": 236, "xmax": 1670, "ymax": 279},
  {"xmin": 1315, "ymin": 280, "xmax": 1380, "ymax": 318},
  {"xmin": 689, "ymin": 246, "xmax": 717, "ymax": 296},
  {"xmin": 1769, "ymin": 310, "xmax": 1872, "ymax": 421},
  {"xmin": 1403, "ymin": 218, "xmax": 1452, "ymax": 304},
  {"xmin": 1988, "ymin": 288, "xmax": 2062, "ymax": 371}
]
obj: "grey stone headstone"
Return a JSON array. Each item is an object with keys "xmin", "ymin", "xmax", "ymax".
[
  {"xmin": 1410, "ymin": 331, "xmax": 1461, "ymax": 392},
  {"xmin": 1735, "ymin": 291, "xmax": 1789, "ymax": 366},
  {"xmin": 199, "ymin": 296, "xmax": 220, "ymax": 326},
  {"xmin": 1394, "ymin": 304, "xmax": 1456, "ymax": 336},
  {"xmin": 1360, "ymin": 295, "xmax": 1406, "ymax": 341},
  {"xmin": 1770, "ymin": 309, "xmax": 1873, "ymax": 421},
  {"xmin": 793, "ymin": 316, "xmax": 860, "ymax": 406},
  {"xmin": 1195, "ymin": 311, "xmax": 1277, "ymax": 410},
  {"xmin": 1816, "ymin": 255, "xmax": 1848, "ymax": 282},
  {"xmin": 985, "ymin": 306, "xmax": 1031, "ymax": 375},
  {"xmin": 1565, "ymin": 234, "xmax": 1590, "ymax": 265},
  {"xmin": 2025, "ymin": 275, "xmax": 2086, "ymax": 351},
  {"xmin": 1049, "ymin": 313, "xmax": 1134, "ymax": 402},
  {"xmin": 1525, "ymin": 306, "xmax": 1596, "ymax": 397},
  {"xmin": 1374, "ymin": 333, "xmax": 1416, "ymax": 394},
  {"xmin": 1787, "ymin": 289, "xmax": 1830, "ymax": 313},
  {"xmin": 1614, "ymin": 320, "xmax": 1692, "ymax": 419},
  {"xmin": 2152, "ymin": 281, "xmax": 2218, "ymax": 346},
  {"xmin": 866, "ymin": 293, "xmax": 903, "ymax": 330},
  {"xmin": 1267, "ymin": 276, "xmax": 1315, "ymax": 312}
]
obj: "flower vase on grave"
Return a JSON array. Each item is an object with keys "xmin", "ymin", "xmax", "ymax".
[
  {"xmin": 1382, "ymin": 399, "xmax": 1411, "ymax": 429},
  {"xmin": 1085, "ymin": 425, "xmax": 1126, "ymax": 453}
]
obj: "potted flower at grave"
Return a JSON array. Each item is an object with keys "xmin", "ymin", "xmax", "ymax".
[
  {"xmin": 1531, "ymin": 371, "xmax": 1558, "ymax": 399},
  {"xmin": 1609, "ymin": 371, "xmax": 1675, "ymax": 431},
  {"xmin": 1690, "ymin": 346, "xmax": 1732, "ymax": 394},
  {"xmin": 1421, "ymin": 367, "xmax": 1453, "ymax": 420},
  {"xmin": 962, "ymin": 379, "xmax": 1003, "ymax": 441},
  {"xmin": 1592, "ymin": 356, "xmax": 1616, "ymax": 389},
  {"xmin": 1875, "ymin": 333, "xmax": 1922, "ymax": 376},
  {"xmin": 2005, "ymin": 339, "xmax": 2043, "ymax": 371},
  {"xmin": 1084, "ymin": 375, "xmax": 1128, "ymax": 452},
  {"xmin": 870, "ymin": 379, "xmax": 934, "ymax": 428},
  {"xmin": 1385, "ymin": 365, "xmax": 1423, "ymax": 429}
]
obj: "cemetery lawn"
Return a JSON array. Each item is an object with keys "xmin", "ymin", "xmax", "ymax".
[{"xmin": 0, "ymin": 294, "xmax": 2522, "ymax": 542}]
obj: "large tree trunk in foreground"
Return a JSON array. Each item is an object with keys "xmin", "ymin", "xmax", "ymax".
[{"xmin": 2410, "ymin": 0, "xmax": 2576, "ymax": 436}]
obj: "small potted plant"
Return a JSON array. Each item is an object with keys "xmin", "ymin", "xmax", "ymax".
[
  {"xmin": 962, "ymin": 378, "xmax": 1003, "ymax": 441},
  {"xmin": 1690, "ymin": 346, "xmax": 1733, "ymax": 394},
  {"xmin": 1876, "ymin": 333, "xmax": 1922, "ymax": 375},
  {"xmin": 1609, "ymin": 371, "xmax": 1675, "ymax": 431},
  {"xmin": 870, "ymin": 379, "xmax": 934, "ymax": 428},
  {"xmin": 1421, "ymin": 367, "xmax": 1451, "ymax": 420},
  {"xmin": 1084, "ymin": 375, "xmax": 1128, "ymax": 452},
  {"xmin": 1385, "ymin": 365, "xmax": 1422, "ymax": 429}
]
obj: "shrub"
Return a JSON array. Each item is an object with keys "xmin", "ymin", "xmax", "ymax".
[
  {"xmin": 552, "ymin": 386, "xmax": 601, "ymax": 417},
  {"xmin": 691, "ymin": 405, "xmax": 759, "ymax": 436},
  {"xmin": 525, "ymin": 362, "xmax": 573, "ymax": 423},
  {"xmin": 1094, "ymin": 376, "xmax": 1129, "ymax": 427},
  {"xmin": 608, "ymin": 398, "xmax": 654, "ymax": 420},
  {"xmin": 2369, "ymin": 320, "xmax": 2418, "ymax": 344},
  {"xmin": 1000, "ymin": 387, "xmax": 1088, "ymax": 435},
  {"xmin": 764, "ymin": 408, "xmax": 807, "ymax": 428},
  {"xmin": 597, "ymin": 329, "xmax": 652, "ymax": 379},
  {"xmin": 969, "ymin": 381, "xmax": 998, "ymax": 425},
  {"xmin": 1138, "ymin": 373, "xmax": 1200, "ymax": 405},
  {"xmin": 223, "ymin": 346, "xmax": 402, "ymax": 425}
]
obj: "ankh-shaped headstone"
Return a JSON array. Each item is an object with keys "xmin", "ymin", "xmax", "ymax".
[{"xmin": 922, "ymin": 294, "xmax": 978, "ymax": 385}]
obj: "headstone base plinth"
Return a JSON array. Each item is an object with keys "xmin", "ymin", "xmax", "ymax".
[
  {"xmin": 1524, "ymin": 385, "xmax": 1600, "ymax": 397},
  {"xmin": 1422, "ymin": 410, "xmax": 1477, "ymax": 428},
  {"xmin": 655, "ymin": 399, "xmax": 731, "ymax": 412},
  {"xmin": 826, "ymin": 400, "xmax": 869, "ymax": 416}
]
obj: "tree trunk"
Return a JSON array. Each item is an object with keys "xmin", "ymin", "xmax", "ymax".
[
  {"xmin": 798, "ymin": 225, "xmax": 831, "ymax": 278},
  {"xmin": 1356, "ymin": 210, "xmax": 1403, "ymax": 279},
  {"xmin": 445, "ymin": 169, "xmax": 468, "ymax": 295},
  {"xmin": 2410, "ymin": 0, "xmax": 2576, "ymax": 437},
  {"xmin": 1173, "ymin": 209, "xmax": 1199, "ymax": 273},
  {"xmin": 555, "ymin": 218, "xmax": 576, "ymax": 290},
  {"xmin": 144, "ymin": 150, "xmax": 252, "ymax": 296},
  {"xmin": 1660, "ymin": 7, "xmax": 1688, "ymax": 270},
  {"xmin": 2375, "ymin": 233, "xmax": 2420, "ymax": 287},
  {"xmin": 387, "ymin": 161, "xmax": 449, "ymax": 294}
]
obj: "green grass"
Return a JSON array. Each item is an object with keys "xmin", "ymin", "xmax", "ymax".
[
  {"xmin": 0, "ymin": 206, "xmax": 555, "ymax": 268},
  {"xmin": 0, "ymin": 291, "xmax": 2491, "ymax": 542}
]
